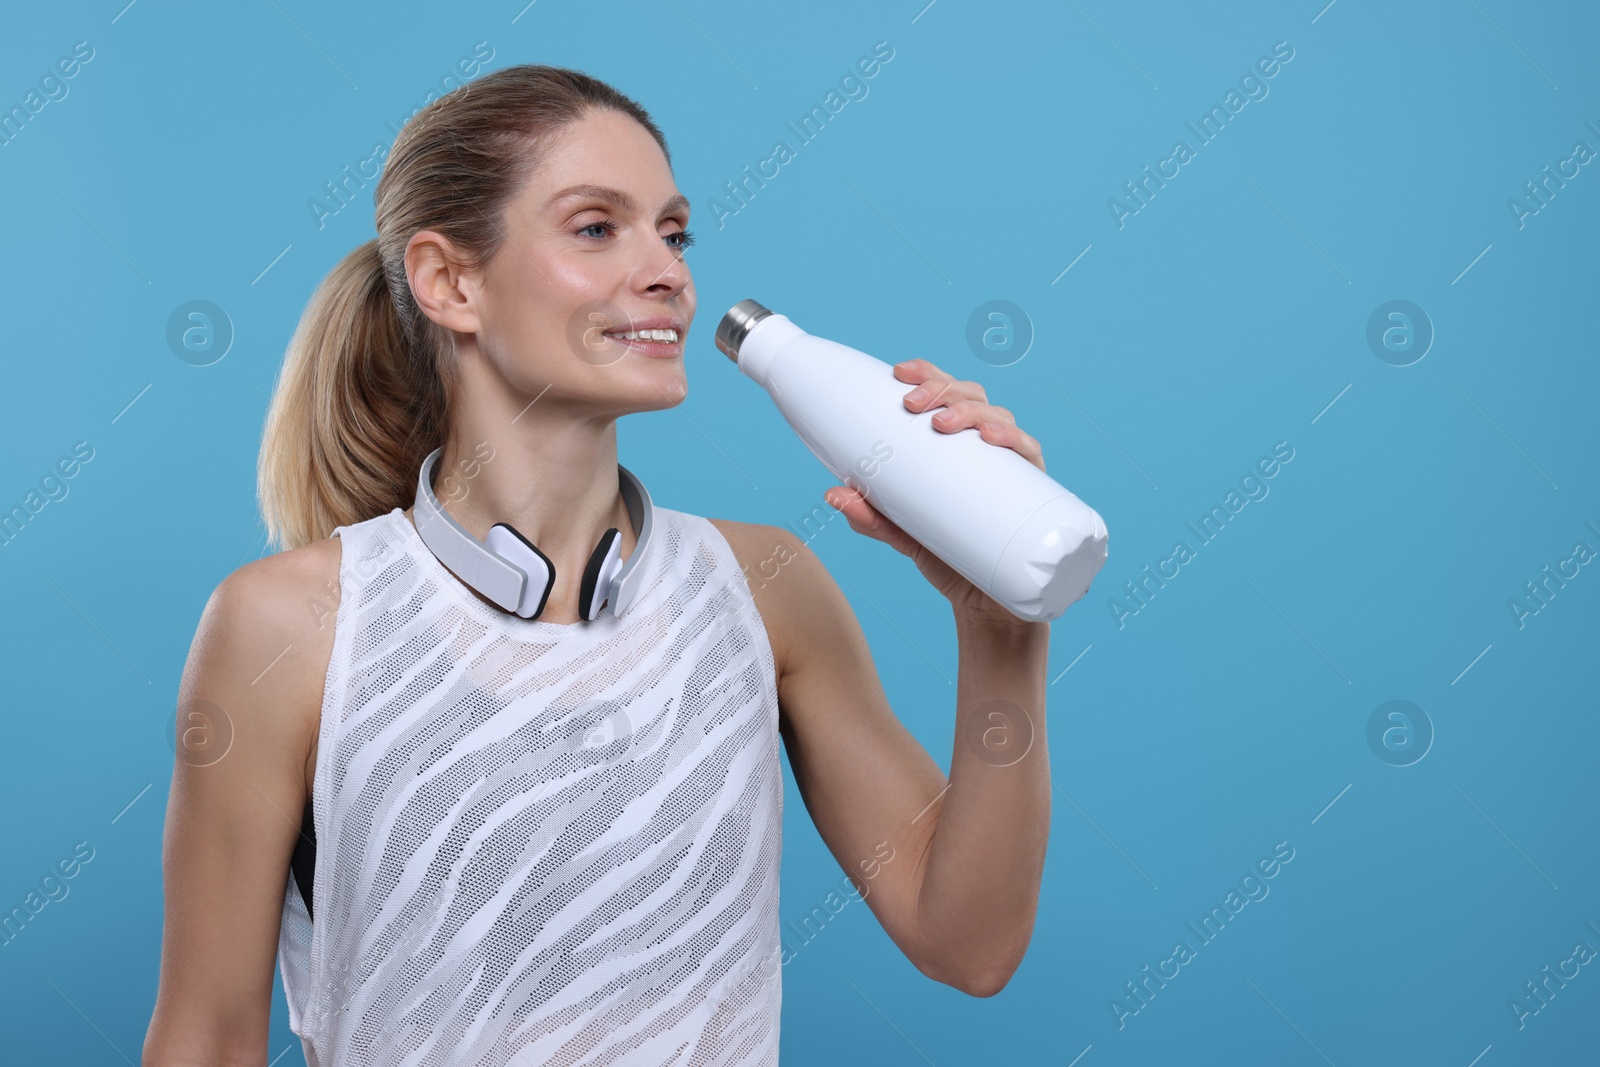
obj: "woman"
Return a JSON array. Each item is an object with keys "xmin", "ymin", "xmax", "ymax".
[{"xmin": 144, "ymin": 65, "xmax": 1052, "ymax": 1066}]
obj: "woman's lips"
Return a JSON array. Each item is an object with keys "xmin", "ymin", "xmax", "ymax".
[{"xmin": 604, "ymin": 333, "xmax": 684, "ymax": 358}]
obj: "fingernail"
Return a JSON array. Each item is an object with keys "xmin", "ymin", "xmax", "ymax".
[{"xmin": 905, "ymin": 387, "xmax": 929, "ymax": 404}]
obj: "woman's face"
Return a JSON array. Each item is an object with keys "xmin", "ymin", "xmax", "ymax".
[{"xmin": 465, "ymin": 107, "xmax": 695, "ymax": 414}]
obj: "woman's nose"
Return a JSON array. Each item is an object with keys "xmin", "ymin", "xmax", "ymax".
[{"xmin": 631, "ymin": 234, "xmax": 690, "ymax": 296}]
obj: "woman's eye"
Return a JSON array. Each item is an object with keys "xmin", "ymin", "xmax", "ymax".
[
  {"xmin": 578, "ymin": 220, "xmax": 617, "ymax": 239},
  {"xmin": 665, "ymin": 229, "xmax": 696, "ymax": 251}
]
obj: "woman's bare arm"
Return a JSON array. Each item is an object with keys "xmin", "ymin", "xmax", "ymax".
[
  {"xmin": 721, "ymin": 520, "xmax": 1049, "ymax": 999},
  {"xmin": 711, "ymin": 359, "xmax": 1060, "ymax": 999},
  {"xmin": 143, "ymin": 539, "xmax": 339, "ymax": 1067}
]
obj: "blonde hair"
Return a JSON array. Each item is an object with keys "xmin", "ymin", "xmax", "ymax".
[{"xmin": 257, "ymin": 65, "xmax": 671, "ymax": 550}]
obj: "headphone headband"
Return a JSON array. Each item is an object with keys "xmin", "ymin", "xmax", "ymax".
[{"xmin": 412, "ymin": 447, "xmax": 654, "ymax": 620}]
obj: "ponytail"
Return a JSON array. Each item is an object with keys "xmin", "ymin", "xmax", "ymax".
[
  {"xmin": 256, "ymin": 64, "xmax": 671, "ymax": 551},
  {"xmin": 257, "ymin": 238, "xmax": 447, "ymax": 550}
]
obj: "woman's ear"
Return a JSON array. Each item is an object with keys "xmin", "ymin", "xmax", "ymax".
[{"xmin": 406, "ymin": 230, "xmax": 483, "ymax": 335}]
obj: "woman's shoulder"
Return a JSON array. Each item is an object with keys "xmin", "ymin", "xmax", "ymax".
[
  {"xmin": 210, "ymin": 533, "xmax": 344, "ymax": 637},
  {"xmin": 187, "ymin": 534, "xmax": 346, "ymax": 785},
  {"xmin": 212, "ymin": 507, "xmax": 404, "ymax": 624},
  {"xmin": 208, "ymin": 534, "xmax": 345, "ymax": 686},
  {"xmin": 702, "ymin": 516, "xmax": 803, "ymax": 566}
]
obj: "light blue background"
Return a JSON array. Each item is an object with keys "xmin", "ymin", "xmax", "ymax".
[{"xmin": 2, "ymin": 1, "xmax": 1597, "ymax": 1064}]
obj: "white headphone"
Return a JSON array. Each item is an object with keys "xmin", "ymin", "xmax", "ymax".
[{"xmin": 411, "ymin": 447, "xmax": 654, "ymax": 621}]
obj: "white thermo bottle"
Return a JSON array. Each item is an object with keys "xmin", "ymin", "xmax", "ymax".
[{"xmin": 715, "ymin": 299, "xmax": 1109, "ymax": 623}]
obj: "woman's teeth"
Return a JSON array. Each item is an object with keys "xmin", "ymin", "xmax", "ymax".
[{"xmin": 609, "ymin": 328, "xmax": 679, "ymax": 342}]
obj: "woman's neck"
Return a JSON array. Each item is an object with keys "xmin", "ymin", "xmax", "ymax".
[{"xmin": 425, "ymin": 405, "xmax": 639, "ymax": 623}]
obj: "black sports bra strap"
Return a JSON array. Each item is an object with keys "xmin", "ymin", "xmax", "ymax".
[{"xmin": 290, "ymin": 798, "xmax": 316, "ymax": 920}]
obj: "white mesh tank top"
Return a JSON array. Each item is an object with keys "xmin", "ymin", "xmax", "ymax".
[{"xmin": 276, "ymin": 502, "xmax": 784, "ymax": 1066}]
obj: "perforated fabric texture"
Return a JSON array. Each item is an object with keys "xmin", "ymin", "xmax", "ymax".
[{"xmin": 276, "ymin": 504, "xmax": 784, "ymax": 1066}]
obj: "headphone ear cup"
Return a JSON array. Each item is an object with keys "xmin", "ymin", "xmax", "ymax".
[
  {"xmin": 485, "ymin": 523, "xmax": 555, "ymax": 619},
  {"xmin": 579, "ymin": 528, "xmax": 623, "ymax": 621}
]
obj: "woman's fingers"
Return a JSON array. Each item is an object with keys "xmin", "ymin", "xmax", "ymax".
[
  {"xmin": 895, "ymin": 361, "xmax": 987, "ymax": 414},
  {"xmin": 891, "ymin": 358, "xmax": 1046, "ymax": 467},
  {"xmin": 926, "ymin": 398, "xmax": 1046, "ymax": 472},
  {"xmin": 824, "ymin": 485, "xmax": 919, "ymax": 556},
  {"xmin": 975, "ymin": 420, "xmax": 1046, "ymax": 470},
  {"xmin": 929, "ymin": 399, "xmax": 1015, "ymax": 429}
]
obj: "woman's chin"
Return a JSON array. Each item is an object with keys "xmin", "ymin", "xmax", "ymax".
[
  {"xmin": 643, "ymin": 376, "xmax": 688, "ymax": 405},
  {"xmin": 613, "ymin": 367, "xmax": 687, "ymax": 410}
]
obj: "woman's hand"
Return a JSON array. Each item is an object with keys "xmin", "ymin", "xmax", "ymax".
[{"xmin": 823, "ymin": 358, "xmax": 1047, "ymax": 630}]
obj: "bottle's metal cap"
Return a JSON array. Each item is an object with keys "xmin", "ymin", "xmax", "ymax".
[{"xmin": 715, "ymin": 299, "xmax": 773, "ymax": 362}]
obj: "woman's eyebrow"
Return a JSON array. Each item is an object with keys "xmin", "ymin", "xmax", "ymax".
[{"xmin": 546, "ymin": 184, "xmax": 690, "ymax": 217}]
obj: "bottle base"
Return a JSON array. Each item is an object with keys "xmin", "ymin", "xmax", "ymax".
[{"xmin": 988, "ymin": 496, "xmax": 1109, "ymax": 622}]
